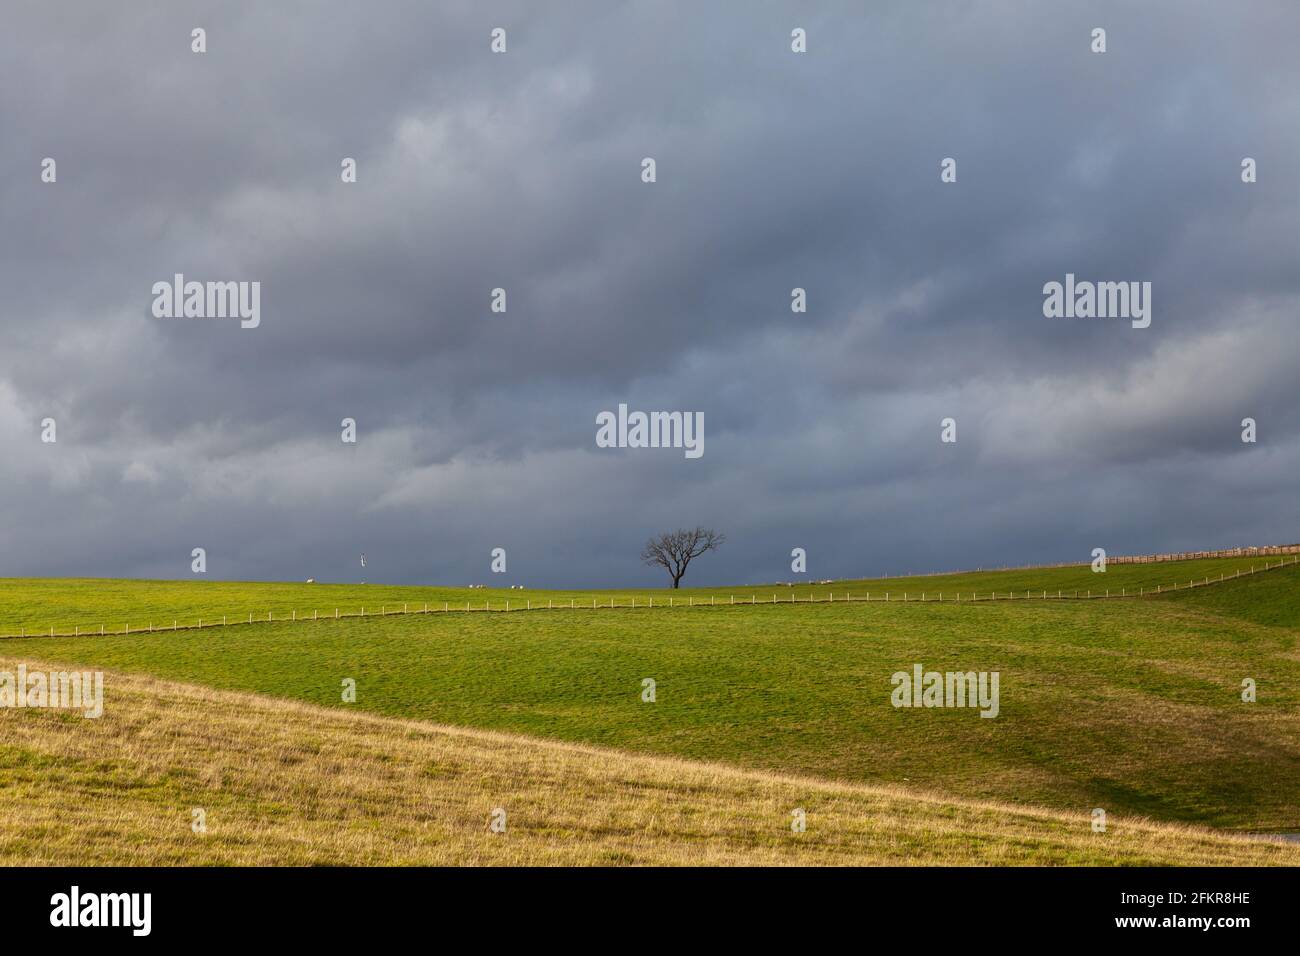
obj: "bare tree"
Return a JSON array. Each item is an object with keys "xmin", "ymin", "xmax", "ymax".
[{"xmin": 640, "ymin": 527, "xmax": 725, "ymax": 588}]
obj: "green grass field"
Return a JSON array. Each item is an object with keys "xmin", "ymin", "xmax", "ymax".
[
  {"xmin": 8, "ymin": 663, "xmax": 1295, "ymax": 866},
  {"xmin": 0, "ymin": 554, "xmax": 1284, "ymax": 634},
  {"xmin": 4, "ymin": 558, "xmax": 1297, "ymax": 833}
]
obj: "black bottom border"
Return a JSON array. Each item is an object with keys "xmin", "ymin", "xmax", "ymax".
[{"xmin": 0, "ymin": 865, "xmax": 1288, "ymax": 942}]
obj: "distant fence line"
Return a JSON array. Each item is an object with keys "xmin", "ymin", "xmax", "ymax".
[
  {"xmin": 1108, "ymin": 544, "xmax": 1300, "ymax": 564},
  {"xmin": 1, "ymin": 554, "xmax": 1296, "ymax": 642},
  {"xmin": 867, "ymin": 543, "xmax": 1300, "ymax": 579}
]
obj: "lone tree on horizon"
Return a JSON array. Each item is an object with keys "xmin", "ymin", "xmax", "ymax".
[{"xmin": 640, "ymin": 527, "xmax": 725, "ymax": 589}]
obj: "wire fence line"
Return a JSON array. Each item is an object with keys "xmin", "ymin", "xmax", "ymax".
[
  {"xmin": 1, "ymin": 555, "xmax": 1296, "ymax": 642},
  {"xmin": 872, "ymin": 543, "xmax": 1300, "ymax": 578}
]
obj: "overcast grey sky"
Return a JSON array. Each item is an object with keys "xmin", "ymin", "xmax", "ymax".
[{"xmin": 1, "ymin": 1, "xmax": 1296, "ymax": 586}]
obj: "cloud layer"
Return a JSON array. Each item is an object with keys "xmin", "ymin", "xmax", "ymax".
[{"xmin": 1, "ymin": 1, "xmax": 1296, "ymax": 586}]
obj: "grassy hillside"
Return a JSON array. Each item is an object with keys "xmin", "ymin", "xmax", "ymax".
[
  {"xmin": 2, "ymin": 661, "xmax": 1295, "ymax": 866},
  {"xmin": 6, "ymin": 561, "xmax": 1298, "ymax": 831},
  {"xmin": 1156, "ymin": 560, "xmax": 1300, "ymax": 628},
  {"xmin": 0, "ymin": 554, "xmax": 1285, "ymax": 635}
]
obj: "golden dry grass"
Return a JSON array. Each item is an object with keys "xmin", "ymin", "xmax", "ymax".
[{"xmin": 1, "ymin": 657, "xmax": 1296, "ymax": 866}]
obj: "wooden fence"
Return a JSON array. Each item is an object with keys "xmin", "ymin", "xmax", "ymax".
[
  {"xmin": 877, "ymin": 543, "xmax": 1300, "ymax": 578},
  {"xmin": 1, "ymin": 554, "xmax": 1296, "ymax": 641}
]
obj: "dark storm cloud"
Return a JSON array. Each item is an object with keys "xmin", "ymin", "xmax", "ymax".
[{"xmin": 0, "ymin": 0, "xmax": 1296, "ymax": 586}]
